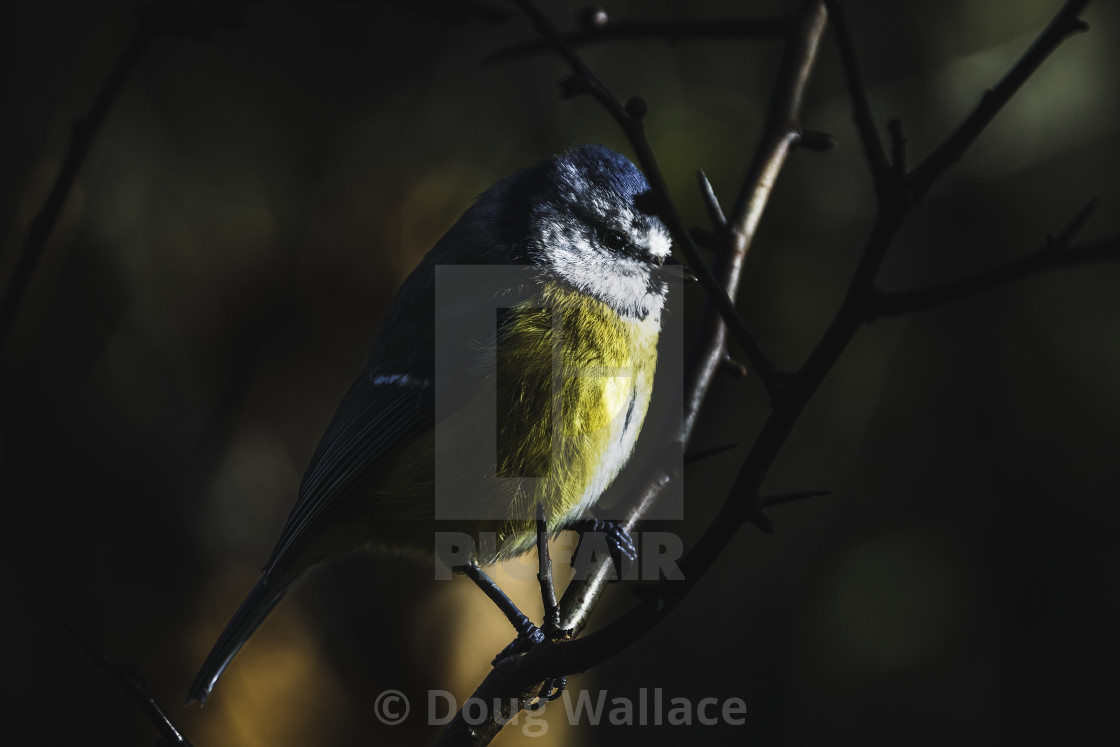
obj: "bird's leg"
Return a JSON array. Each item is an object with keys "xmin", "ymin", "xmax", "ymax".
[
  {"xmin": 532, "ymin": 504, "xmax": 567, "ymax": 706},
  {"xmin": 460, "ymin": 562, "xmax": 545, "ymax": 658},
  {"xmin": 570, "ymin": 516, "xmax": 637, "ymax": 582},
  {"xmin": 460, "ymin": 557, "xmax": 566, "ymax": 708},
  {"xmin": 535, "ymin": 504, "xmax": 561, "ymax": 637}
]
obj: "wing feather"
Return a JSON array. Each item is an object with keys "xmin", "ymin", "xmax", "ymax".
[{"xmin": 263, "ymin": 371, "xmax": 433, "ymax": 575}]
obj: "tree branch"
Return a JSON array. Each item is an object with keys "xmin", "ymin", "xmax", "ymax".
[
  {"xmin": 872, "ymin": 234, "xmax": 1118, "ymax": 318},
  {"xmin": 907, "ymin": 0, "xmax": 1091, "ymax": 201},
  {"xmin": 727, "ymin": 0, "xmax": 829, "ymax": 235},
  {"xmin": 62, "ymin": 623, "xmax": 192, "ymax": 746},
  {"xmin": 0, "ymin": 32, "xmax": 150, "ymax": 358},
  {"xmin": 0, "ymin": 0, "xmax": 248, "ymax": 360},
  {"xmin": 485, "ymin": 13, "xmax": 790, "ymax": 64},
  {"xmin": 823, "ymin": 0, "xmax": 891, "ymax": 191}
]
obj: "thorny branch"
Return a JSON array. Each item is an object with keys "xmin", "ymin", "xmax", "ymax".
[{"xmin": 439, "ymin": 0, "xmax": 1109, "ymax": 744}]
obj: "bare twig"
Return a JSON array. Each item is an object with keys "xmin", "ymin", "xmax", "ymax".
[
  {"xmin": 872, "ymin": 233, "xmax": 1118, "ymax": 318},
  {"xmin": 0, "ymin": 32, "xmax": 150, "ymax": 357},
  {"xmin": 760, "ymin": 489, "xmax": 832, "ymax": 508},
  {"xmin": 0, "ymin": 0, "xmax": 248, "ymax": 359},
  {"xmin": 795, "ymin": 0, "xmax": 1095, "ymax": 395},
  {"xmin": 908, "ymin": 0, "xmax": 1091, "ymax": 201},
  {"xmin": 726, "ymin": 0, "xmax": 829, "ymax": 238},
  {"xmin": 697, "ymin": 170, "xmax": 728, "ymax": 231},
  {"xmin": 485, "ymin": 14, "xmax": 790, "ymax": 64},
  {"xmin": 823, "ymin": 0, "xmax": 890, "ymax": 191},
  {"xmin": 682, "ymin": 0, "xmax": 827, "ymax": 432},
  {"xmin": 683, "ymin": 442, "xmax": 738, "ymax": 466},
  {"xmin": 62, "ymin": 623, "xmax": 192, "ymax": 745}
]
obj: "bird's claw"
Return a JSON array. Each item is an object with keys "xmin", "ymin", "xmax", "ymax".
[
  {"xmin": 527, "ymin": 676, "xmax": 567, "ymax": 709},
  {"xmin": 491, "ymin": 614, "xmax": 568, "ymax": 708},
  {"xmin": 491, "ymin": 614, "xmax": 546, "ymax": 665},
  {"xmin": 572, "ymin": 517, "xmax": 636, "ymax": 580}
]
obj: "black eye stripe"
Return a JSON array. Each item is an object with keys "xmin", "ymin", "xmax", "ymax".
[
  {"xmin": 558, "ymin": 201, "xmax": 663, "ymax": 265},
  {"xmin": 601, "ymin": 229, "xmax": 629, "ymax": 251}
]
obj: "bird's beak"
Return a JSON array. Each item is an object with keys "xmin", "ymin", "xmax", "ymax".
[{"xmin": 664, "ymin": 255, "xmax": 698, "ymax": 283}]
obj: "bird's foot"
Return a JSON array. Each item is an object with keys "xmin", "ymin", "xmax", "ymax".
[
  {"xmin": 571, "ymin": 517, "xmax": 637, "ymax": 581},
  {"xmin": 491, "ymin": 613, "xmax": 568, "ymax": 707}
]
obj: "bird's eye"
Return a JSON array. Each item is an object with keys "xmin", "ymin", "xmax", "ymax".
[{"xmin": 601, "ymin": 229, "xmax": 629, "ymax": 252}]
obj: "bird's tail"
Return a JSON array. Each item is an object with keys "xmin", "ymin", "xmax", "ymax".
[{"xmin": 185, "ymin": 573, "xmax": 293, "ymax": 706}]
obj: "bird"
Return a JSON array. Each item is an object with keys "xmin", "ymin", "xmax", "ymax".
[{"xmin": 186, "ymin": 144, "xmax": 675, "ymax": 706}]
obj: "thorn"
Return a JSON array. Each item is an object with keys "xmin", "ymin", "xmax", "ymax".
[
  {"xmin": 720, "ymin": 354, "xmax": 749, "ymax": 377},
  {"xmin": 697, "ymin": 170, "xmax": 727, "ymax": 230},
  {"xmin": 798, "ymin": 129, "xmax": 836, "ymax": 152},
  {"xmin": 682, "ymin": 267, "xmax": 699, "ymax": 283},
  {"xmin": 759, "ymin": 490, "xmax": 831, "ymax": 508},
  {"xmin": 683, "ymin": 442, "xmax": 738, "ymax": 466},
  {"xmin": 664, "ymin": 256, "xmax": 698, "ymax": 282}
]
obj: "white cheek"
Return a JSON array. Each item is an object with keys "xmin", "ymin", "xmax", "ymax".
[
  {"xmin": 548, "ymin": 256, "xmax": 663, "ymax": 320},
  {"xmin": 538, "ymin": 211, "xmax": 669, "ymax": 319},
  {"xmin": 648, "ymin": 230, "xmax": 672, "ymax": 260}
]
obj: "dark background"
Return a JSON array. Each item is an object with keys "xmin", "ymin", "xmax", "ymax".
[{"xmin": 2, "ymin": 1, "xmax": 1118, "ymax": 745}]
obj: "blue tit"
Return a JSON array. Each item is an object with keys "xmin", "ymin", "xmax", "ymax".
[{"xmin": 186, "ymin": 144, "xmax": 674, "ymax": 706}]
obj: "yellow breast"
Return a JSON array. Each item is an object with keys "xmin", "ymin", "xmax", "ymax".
[{"xmin": 493, "ymin": 282, "xmax": 660, "ymax": 528}]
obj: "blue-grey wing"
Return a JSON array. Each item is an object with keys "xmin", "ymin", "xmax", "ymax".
[{"xmin": 262, "ymin": 370, "xmax": 434, "ymax": 576}]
